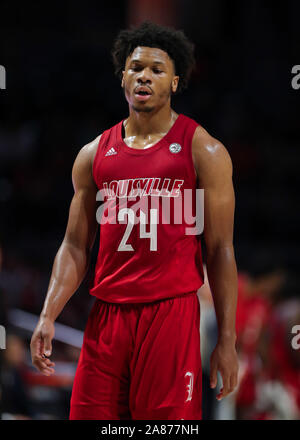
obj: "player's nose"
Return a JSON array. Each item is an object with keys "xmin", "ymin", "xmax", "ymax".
[{"xmin": 137, "ymin": 68, "xmax": 152, "ymax": 84}]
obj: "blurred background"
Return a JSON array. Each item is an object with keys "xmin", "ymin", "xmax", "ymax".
[{"xmin": 0, "ymin": 0, "xmax": 299, "ymax": 420}]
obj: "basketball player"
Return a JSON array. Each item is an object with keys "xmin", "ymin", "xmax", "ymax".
[{"xmin": 30, "ymin": 21, "xmax": 239, "ymax": 420}]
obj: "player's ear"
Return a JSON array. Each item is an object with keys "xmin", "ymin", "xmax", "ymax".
[
  {"xmin": 172, "ymin": 75, "xmax": 179, "ymax": 93},
  {"xmin": 121, "ymin": 70, "xmax": 125, "ymax": 88}
]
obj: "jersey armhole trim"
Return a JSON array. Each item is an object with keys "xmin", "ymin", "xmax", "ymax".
[
  {"xmin": 92, "ymin": 132, "xmax": 106, "ymax": 187},
  {"xmin": 185, "ymin": 122, "xmax": 200, "ymax": 187}
]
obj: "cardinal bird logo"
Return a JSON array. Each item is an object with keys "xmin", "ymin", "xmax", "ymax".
[{"xmin": 185, "ymin": 371, "xmax": 194, "ymax": 402}]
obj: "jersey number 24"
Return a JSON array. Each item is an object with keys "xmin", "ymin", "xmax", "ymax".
[{"xmin": 117, "ymin": 208, "xmax": 158, "ymax": 252}]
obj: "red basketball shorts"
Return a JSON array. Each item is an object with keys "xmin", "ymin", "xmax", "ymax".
[{"xmin": 69, "ymin": 291, "xmax": 202, "ymax": 420}]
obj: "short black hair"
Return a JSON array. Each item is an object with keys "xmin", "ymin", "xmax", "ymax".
[{"xmin": 112, "ymin": 21, "xmax": 195, "ymax": 94}]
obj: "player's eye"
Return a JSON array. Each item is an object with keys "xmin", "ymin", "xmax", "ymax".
[
  {"xmin": 153, "ymin": 69, "xmax": 162, "ymax": 74},
  {"xmin": 131, "ymin": 66, "xmax": 142, "ymax": 72}
]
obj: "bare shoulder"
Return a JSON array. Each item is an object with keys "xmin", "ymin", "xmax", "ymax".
[
  {"xmin": 72, "ymin": 134, "xmax": 102, "ymax": 189},
  {"xmin": 192, "ymin": 125, "xmax": 232, "ymax": 183},
  {"xmin": 76, "ymin": 134, "xmax": 102, "ymax": 165}
]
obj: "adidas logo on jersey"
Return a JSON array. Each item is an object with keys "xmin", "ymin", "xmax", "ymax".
[{"xmin": 105, "ymin": 147, "xmax": 118, "ymax": 156}]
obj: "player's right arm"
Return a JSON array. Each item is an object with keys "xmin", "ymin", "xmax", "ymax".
[{"xmin": 30, "ymin": 135, "xmax": 101, "ymax": 375}]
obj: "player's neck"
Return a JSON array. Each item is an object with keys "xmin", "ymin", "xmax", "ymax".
[{"xmin": 125, "ymin": 106, "xmax": 177, "ymax": 137}]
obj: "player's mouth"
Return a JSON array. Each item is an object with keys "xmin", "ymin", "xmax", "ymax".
[{"xmin": 134, "ymin": 86, "xmax": 153, "ymax": 102}]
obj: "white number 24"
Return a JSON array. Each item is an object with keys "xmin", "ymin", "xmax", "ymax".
[{"xmin": 117, "ymin": 208, "xmax": 158, "ymax": 251}]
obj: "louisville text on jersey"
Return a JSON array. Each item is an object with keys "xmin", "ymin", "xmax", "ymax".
[{"xmin": 102, "ymin": 177, "xmax": 184, "ymax": 199}]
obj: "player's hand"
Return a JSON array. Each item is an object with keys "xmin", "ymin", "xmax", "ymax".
[
  {"xmin": 30, "ymin": 316, "xmax": 55, "ymax": 376},
  {"xmin": 209, "ymin": 339, "xmax": 239, "ymax": 401}
]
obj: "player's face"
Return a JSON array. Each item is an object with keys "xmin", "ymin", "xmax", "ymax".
[{"xmin": 122, "ymin": 46, "xmax": 179, "ymax": 113}]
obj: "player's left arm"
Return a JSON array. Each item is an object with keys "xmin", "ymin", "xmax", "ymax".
[{"xmin": 192, "ymin": 125, "xmax": 239, "ymax": 401}]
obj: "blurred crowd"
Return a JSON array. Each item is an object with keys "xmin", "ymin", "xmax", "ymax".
[{"xmin": 200, "ymin": 261, "xmax": 300, "ymax": 420}]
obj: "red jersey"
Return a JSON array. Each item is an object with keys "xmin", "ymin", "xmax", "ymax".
[{"xmin": 91, "ymin": 113, "xmax": 204, "ymax": 303}]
